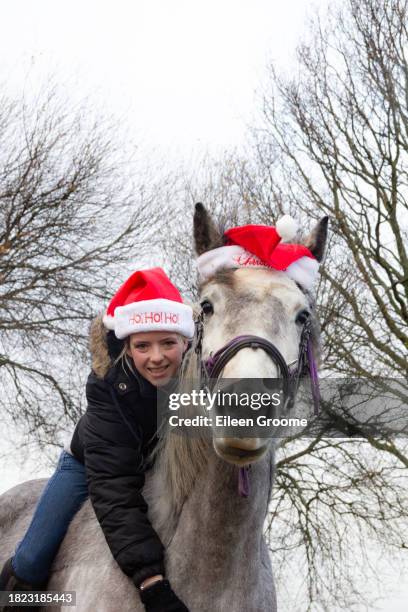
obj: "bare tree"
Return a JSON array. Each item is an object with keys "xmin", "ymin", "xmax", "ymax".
[
  {"xmin": 247, "ymin": 0, "xmax": 408, "ymax": 608},
  {"xmin": 162, "ymin": 151, "xmax": 257, "ymax": 300},
  {"xmin": 0, "ymin": 85, "xmax": 163, "ymax": 449},
  {"xmin": 162, "ymin": 1, "xmax": 408, "ymax": 608},
  {"xmin": 255, "ymin": 0, "xmax": 407, "ymax": 378}
]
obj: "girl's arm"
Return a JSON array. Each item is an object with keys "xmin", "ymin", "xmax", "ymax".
[{"xmin": 83, "ymin": 373, "xmax": 165, "ymax": 588}]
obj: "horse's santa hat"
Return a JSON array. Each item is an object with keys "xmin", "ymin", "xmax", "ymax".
[
  {"xmin": 197, "ymin": 215, "xmax": 319, "ymax": 290},
  {"xmin": 103, "ymin": 267, "xmax": 194, "ymax": 339}
]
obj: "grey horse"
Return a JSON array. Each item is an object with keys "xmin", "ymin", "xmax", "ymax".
[{"xmin": 0, "ymin": 205, "xmax": 327, "ymax": 611}]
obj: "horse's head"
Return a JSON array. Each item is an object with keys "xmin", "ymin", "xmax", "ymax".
[{"xmin": 193, "ymin": 203, "xmax": 328, "ymax": 466}]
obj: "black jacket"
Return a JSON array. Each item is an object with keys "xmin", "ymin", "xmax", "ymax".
[{"xmin": 70, "ymin": 349, "xmax": 165, "ymax": 587}]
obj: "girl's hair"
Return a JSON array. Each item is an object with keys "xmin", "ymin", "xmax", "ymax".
[{"xmin": 114, "ymin": 337, "xmax": 135, "ymax": 377}]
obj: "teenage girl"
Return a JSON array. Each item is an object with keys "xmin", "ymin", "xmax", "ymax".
[{"xmin": 0, "ymin": 268, "xmax": 194, "ymax": 612}]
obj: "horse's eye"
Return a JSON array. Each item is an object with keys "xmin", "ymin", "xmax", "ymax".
[
  {"xmin": 296, "ymin": 309, "xmax": 310, "ymax": 325},
  {"xmin": 200, "ymin": 300, "xmax": 214, "ymax": 316}
]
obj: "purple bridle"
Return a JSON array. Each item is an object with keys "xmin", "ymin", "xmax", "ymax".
[{"xmin": 195, "ymin": 314, "xmax": 320, "ymax": 497}]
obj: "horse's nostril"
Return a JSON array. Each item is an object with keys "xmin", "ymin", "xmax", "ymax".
[{"xmin": 263, "ymin": 378, "xmax": 279, "ymax": 390}]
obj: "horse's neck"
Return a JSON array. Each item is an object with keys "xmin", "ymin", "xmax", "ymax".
[
  {"xmin": 183, "ymin": 450, "xmax": 273, "ymax": 531},
  {"xmin": 172, "ymin": 451, "xmax": 276, "ymax": 608},
  {"xmin": 147, "ymin": 446, "xmax": 274, "ymax": 574}
]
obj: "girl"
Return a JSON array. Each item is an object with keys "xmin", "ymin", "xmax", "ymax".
[{"xmin": 0, "ymin": 268, "xmax": 194, "ymax": 612}]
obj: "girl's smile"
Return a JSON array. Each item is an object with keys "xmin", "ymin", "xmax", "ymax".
[{"xmin": 127, "ymin": 331, "xmax": 188, "ymax": 387}]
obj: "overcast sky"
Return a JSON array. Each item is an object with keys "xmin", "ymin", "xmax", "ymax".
[
  {"xmin": 1, "ymin": 2, "xmax": 407, "ymax": 610},
  {"xmin": 2, "ymin": 0, "xmax": 324, "ymax": 476},
  {"xmin": 1, "ymin": 0, "xmax": 324, "ymax": 158}
]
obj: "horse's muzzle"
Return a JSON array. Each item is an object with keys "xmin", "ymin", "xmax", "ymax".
[{"xmin": 213, "ymin": 437, "xmax": 269, "ymax": 466}]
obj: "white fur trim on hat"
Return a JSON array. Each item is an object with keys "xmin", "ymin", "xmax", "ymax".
[
  {"xmin": 103, "ymin": 313, "xmax": 115, "ymax": 330},
  {"xmin": 197, "ymin": 245, "xmax": 263, "ymax": 283},
  {"xmin": 106, "ymin": 298, "xmax": 194, "ymax": 339},
  {"xmin": 197, "ymin": 246, "xmax": 319, "ymax": 290},
  {"xmin": 285, "ymin": 257, "xmax": 320, "ymax": 290}
]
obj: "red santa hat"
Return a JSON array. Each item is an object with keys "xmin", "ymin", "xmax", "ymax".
[
  {"xmin": 197, "ymin": 215, "xmax": 319, "ymax": 290},
  {"xmin": 103, "ymin": 267, "xmax": 194, "ymax": 339}
]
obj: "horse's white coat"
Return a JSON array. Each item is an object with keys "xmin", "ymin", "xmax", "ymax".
[
  {"xmin": 0, "ymin": 266, "xmax": 314, "ymax": 611},
  {"xmin": 201, "ymin": 268, "xmax": 308, "ymax": 376}
]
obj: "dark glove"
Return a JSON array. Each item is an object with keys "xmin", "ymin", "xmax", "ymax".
[{"xmin": 139, "ymin": 579, "xmax": 189, "ymax": 612}]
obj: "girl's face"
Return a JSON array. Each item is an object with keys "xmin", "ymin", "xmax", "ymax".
[{"xmin": 126, "ymin": 331, "xmax": 188, "ymax": 387}]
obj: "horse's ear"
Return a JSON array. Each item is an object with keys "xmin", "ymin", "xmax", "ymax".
[
  {"xmin": 194, "ymin": 202, "xmax": 224, "ymax": 255},
  {"xmin": 303, "ymin": 217, "xmax": 329, "ymax": 263}
]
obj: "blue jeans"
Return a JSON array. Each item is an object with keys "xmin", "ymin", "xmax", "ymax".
[{"xmin": 12, "ymin": 450, "xmax": 88, "ymax": 585}]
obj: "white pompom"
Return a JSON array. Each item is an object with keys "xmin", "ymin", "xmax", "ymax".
[{"xmin": 276, "ymin": 215, "xmax": 298, "ymax": 241}]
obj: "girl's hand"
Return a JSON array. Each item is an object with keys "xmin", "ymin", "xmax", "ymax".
[{"xmin": 139, "ymin": 578, "xmax": 189, "ymax": 612}]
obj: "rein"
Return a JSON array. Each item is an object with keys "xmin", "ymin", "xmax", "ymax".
[{"xmin": 194, "ymin": 314, "xmax": 321, "ymax": 497}]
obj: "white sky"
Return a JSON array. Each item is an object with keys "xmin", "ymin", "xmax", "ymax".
[
  {"xmin": 1, "ymin": 0, "xmax": 322, "ymax": 157},
  {"xmin": 1, "ymin": 2, "xmax": 407, "ymax": 610},
  {"xmin": 3, "ymin": 0, "xmax": 323, "ymax": 478}
]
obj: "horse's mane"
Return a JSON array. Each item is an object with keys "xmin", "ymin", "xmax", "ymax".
[{"xmin": 146, "ymin": 307, "xmax": 211, "ymax": 542}]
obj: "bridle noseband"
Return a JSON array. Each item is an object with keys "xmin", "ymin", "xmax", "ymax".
[
  {"xmin": 193, "ymin": 313, "xmax": 320, "ymax": 497},
  {"xmin": 195, "ymin": 314, "xmax": 319, "ymax": 415},
  {"xmin": 205, "ymin": 335, "xmax": 290, "ymax": 388}
]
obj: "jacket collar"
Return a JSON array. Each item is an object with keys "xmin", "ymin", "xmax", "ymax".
[{"xmin": 105, "ymin": 360, "xmax": 157, "ymax": 399}]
